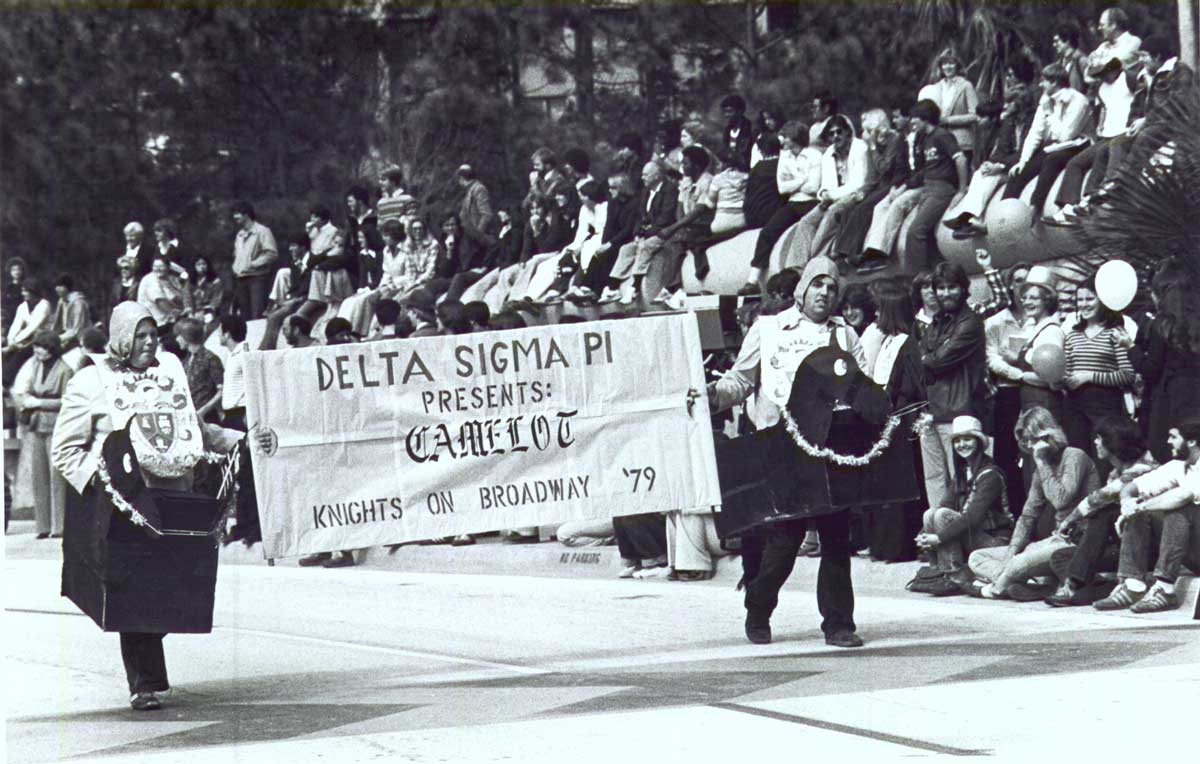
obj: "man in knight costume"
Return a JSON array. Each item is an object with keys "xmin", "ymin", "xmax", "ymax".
[{"xmin": 709, "ymin": 256, "xmax": 898, "ymax": 647}]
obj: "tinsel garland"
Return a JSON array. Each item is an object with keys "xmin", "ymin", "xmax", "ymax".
[
  {"xmin": 95, "ymin": 458, "xmax": 160, "ymax": 535},
  {"xmin": 779, "ymin": 409, "xmax": 933, "ymax": 467},
  {"xmin": 94, "ymin": 450, "xmax": 230, "ymax": 535}
]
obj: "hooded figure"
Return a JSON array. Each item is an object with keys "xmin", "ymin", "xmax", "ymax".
[
  {"xmin": 757, "ymin": 256, "xmax": 861, "ymax": 410},
  {"xmin": 52, "ymin": 304, "xmax": 226, "ymax": 712},
  {"xmin": 711, "ymin": 255, "xmax": 921, "ymax": 650},
  {"xmin": 105, "ymin": 301, "xmax": 156, "ymax": 365}
]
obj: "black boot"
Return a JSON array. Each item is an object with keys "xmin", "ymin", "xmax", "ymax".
[{"xmin": 745, "ymin": 610, "xmax": 772, "ymax": 644}]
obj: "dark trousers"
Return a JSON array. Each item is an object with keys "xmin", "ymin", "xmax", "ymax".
[
  {"xmin": 752, "ymin": 200, "xmax": 817, "ymax": 269},
  {"xmin": 677, "ymin": 212, "xmax": 716, "ymax": 280},
  {"xmin": 903, "ymin": 180, "xmax": 956, "ymax": 269},
  {"xmin": 222, "ymin": 408, "xmax": 260, "ymax": 543},
  {"xmin": 834, "ymin": 187, "xmax": 887, "ymax": 260},
  {"xmin": 2, "ymin": 345, "xmax": 32, "ymax": 386},
  {"xmin": 580, "ymin": 246, "xmax": 620, "ymax": 294},
  {"xmin": 120, "ymin": 632, "xmax": 168, "ymax": 694},
  {"xmin": 1056, "ymin": 138, "xmax": 1115, "ymax": 206},
  {"xmin": 234, "ymin": 439, "xmax": 261, "ymax": 543},
  {"xmin": 1063, "ymin": 385, "xmax": 1126, "ymax": 455},
  {"xmin": 445, "ymin": 269, "xmax": 487, "ymax": 302},
  {"xmin": 1119, "ymin": 506, "xmax": 1200, "ymax": 583},
  {"xmin": 1003, "ymin": 145, "xmax": 1087, "ymax": 214},
  {"xmin": 992, "ymin": 387, "xmax": 1027, "ymax": 520},
  {"xmin": 1102, "ymin": 134, "xmax": 1134, "ymax": 183},
  {"xmin": 613, "ymin": 513, "xmax": 667, "ymax": 564},
  {"xmin": 235, "ymin": 273, "xmax": 271, "ymax": 319},
  {"xmin": 744, "ymin": 512, "xmax": 855, "ymax": 636},
  {"xmin": 1061, "ymin": 506, "xmax": 1120, "ymax": 585},
  {"xmin": 865, "ymin": 501, "xmax": 922, "ymax": 562}
]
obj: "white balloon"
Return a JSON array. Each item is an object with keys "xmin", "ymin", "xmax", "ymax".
[{"xmin": 1096, "ymin": 260, "xmax": 1137, "ymax": 311}]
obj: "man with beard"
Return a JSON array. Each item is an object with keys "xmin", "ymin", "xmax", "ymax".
[
  {"xmin": 709, "ymin": 256, "xmax": 868, "ymax": 648},
  {"xmin": 1098, "ymin": 421, "xmax": 1200, "ymax": 613},
  {"xmin": 919, "ymin": 262, "xmax": 989, "ymax": 511}
]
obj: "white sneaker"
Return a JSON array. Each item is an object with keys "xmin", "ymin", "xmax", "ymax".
[
  {"xmin": 598, "ymin": 287, "xmax": 622, "ymax": 303},
  {"xmin": 653, "ymin": 288, "xmax": 675, "ymax": 304},
  {"xmin": 633, "ymin": 565, "xmax": 673, "ymax": 579},
  {"xmin": 618, "ymin": 565, "xmax": 640, "ymax": 579},
  {"xmin": 664, "ymin": 289, "xmax": 686, "ymax": 311}
]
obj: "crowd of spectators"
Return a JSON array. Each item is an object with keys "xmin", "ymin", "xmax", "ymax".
[{"xmin": 3, "ymin": 6, "xmax": 1196, "ymax": 608}]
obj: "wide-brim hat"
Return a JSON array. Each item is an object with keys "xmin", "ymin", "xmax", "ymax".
[
  {"xmin": 1018, "ymin": 265, "xmax": 1056, "ymax": 297},
  {"xmin": 950, "ymin": 415, "xmax": 987, "ymax": 449}
]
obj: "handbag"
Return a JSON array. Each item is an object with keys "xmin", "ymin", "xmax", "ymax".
[{"xmin": 905, "ymin": 564, "xmax": 946, "ymax": 592}]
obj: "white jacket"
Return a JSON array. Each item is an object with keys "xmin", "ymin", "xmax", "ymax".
[{"xmin": 818, "ymin": 138, "xmax": 871, "ymax": 202}]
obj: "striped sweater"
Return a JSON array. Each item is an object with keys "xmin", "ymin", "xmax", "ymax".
[{"xmin": 1064, "ymin": 326, "xmax": 1134, "ymax": 388}]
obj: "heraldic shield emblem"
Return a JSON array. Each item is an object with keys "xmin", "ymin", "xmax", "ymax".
[
  {"xmin": 134, "ymin": 411, "xmax": 179, "ymax": 454},
  {"xmin": 94, "ymin": 354, "xmax": 205, "ymax": 479}
]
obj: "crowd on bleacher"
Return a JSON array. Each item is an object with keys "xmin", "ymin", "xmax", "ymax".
[{"xmin": 3, "ymin": 5, "xmax": 1197, "ymax": 613}]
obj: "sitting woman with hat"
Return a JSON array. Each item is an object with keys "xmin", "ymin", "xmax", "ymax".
[{"xmin": 913, "ymin": 415, "xmax": 1014, "ymax": 595}]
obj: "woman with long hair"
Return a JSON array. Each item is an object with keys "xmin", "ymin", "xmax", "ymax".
[
  {"xmin": 968, "ymin": 406, "xmax": 1099, "ymax": 600},
  {"xmin": 840, "ymin": 282, "xmax": 879, "ymax": 366},
  {"xmin": 863, "ymin": 279, "xmax": 926, "ymax": 561},
  {"xmin": 918, "ymin": 50, "xmax": 979, "ymax": 163},
  {"xmin": 3, "ymin": 256, "xmax": 28, "ymax": 331},
  {"xmin": 750, "ymin": 107, "xmax": 783, "ymax": 168},
  {"xmin": 189, "ymin": 256, "xmax": 225, "ymax": 318},
  {"xmin": 12, "ymin": 331, "xmax": 73, "ymax": 538},
  {"xmin": 912, "ymin": 415, "xmax": 1013, "ymax": 595},
  {"xmin": 435, "ymin": 214, "xmax": 463, "ymax": 281},
  {"xmin": 833, "ymin": 107, "xmax": 909, "ymax": 263},
  {"xmin": 1062, "ymin": 275, "xmax": 1135, "ymax": 453}
]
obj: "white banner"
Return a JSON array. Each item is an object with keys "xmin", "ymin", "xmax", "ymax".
[{"xmin": 244, "ymin": 315, "xmax": 721, "ymax": 558}]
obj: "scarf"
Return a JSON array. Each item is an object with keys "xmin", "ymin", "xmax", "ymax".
[{"xmin": 106, "ymin": 301, "xmax": 155, "ymax": 364}]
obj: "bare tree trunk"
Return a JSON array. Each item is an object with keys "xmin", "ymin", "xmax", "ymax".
[
  {"xmin": 635, "ymin": 7, "xmax": 658, "ymax": 141},
  {"xmin": 1181, "ymin": 0, "xmax": 1199, "ymax": 72},
  {"xmin": 570, "ymin": 10, "xmax": 595, "ymax": 140},
  {"xmin": 505, "ymin": 8, "xmax": 524, "ymax": 110},
  {"xmin": 744, "ymin": 0, "xmax": 758, "ymax": 69}
]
